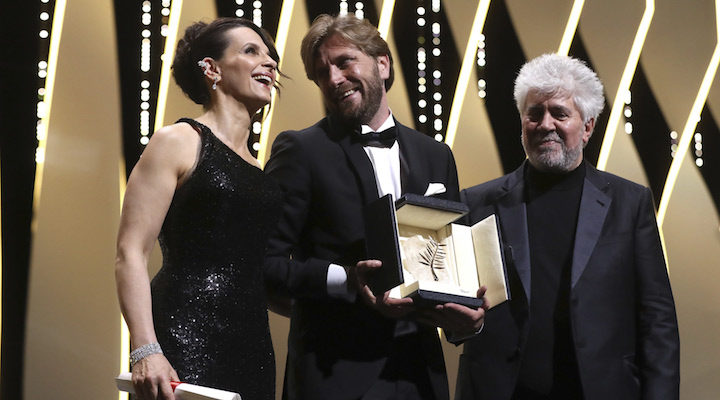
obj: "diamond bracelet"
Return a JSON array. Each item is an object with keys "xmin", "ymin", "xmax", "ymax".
[{"xmin": 129, "ymin": 342, "xmax": 163, "ymax": 369}]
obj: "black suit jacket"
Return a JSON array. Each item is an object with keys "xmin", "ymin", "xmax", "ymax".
[
  {"xmin": 455, "ymin": 162, "xmax": 679, "ymax": 400},
  {"xmin": 265, "ymin": 116, "xmax": 459, "ymax": 400}
]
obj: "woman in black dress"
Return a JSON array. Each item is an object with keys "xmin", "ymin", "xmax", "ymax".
[{"xmin": 115, "ymin": 18, "xmax": 281, "ymax": 400}]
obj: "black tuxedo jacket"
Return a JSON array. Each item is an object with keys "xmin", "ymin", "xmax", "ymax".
[
  {"xmin": 264, "ymin": 116, "xmax": 459, "ymax": 400},
  {"xmin": 455, "ymin": 162, "xmax": 679, "ymax": 400}
]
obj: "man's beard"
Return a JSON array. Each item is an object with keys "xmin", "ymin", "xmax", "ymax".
[
  {"xmin": 523, "ymin": 131, "xmax": 583, "ymax": 173},
  {"xmin": 327, "ymin": 65, "xmax": 384, "ymax": 125}
]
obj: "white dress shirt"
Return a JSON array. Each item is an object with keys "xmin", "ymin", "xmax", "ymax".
[{"xmin": 327, "ymin": 113, "xmax": 399, "ymax": 301}]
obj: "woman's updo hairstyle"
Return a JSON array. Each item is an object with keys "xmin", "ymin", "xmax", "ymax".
[{"xmin": 172, "ymin": 17, "xmax": 281, "ymax": 106}]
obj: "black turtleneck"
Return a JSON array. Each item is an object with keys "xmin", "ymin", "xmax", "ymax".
[{"xmin": 515, "ymin": 162, "xmax": 586, "ymax": 399}]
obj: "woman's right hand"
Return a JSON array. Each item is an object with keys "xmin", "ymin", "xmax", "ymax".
[
  {"xmin": 116, "ymin": 123, "xmax": 197, "ymax": 399},
  {"xmin": 131, "ymin": 353, "xmax": 179, "ymax": 400}
]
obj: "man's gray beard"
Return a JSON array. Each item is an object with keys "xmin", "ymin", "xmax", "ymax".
[{"xmin": 523, "ymin": 132, "xmax": 583, "ymax": 173}]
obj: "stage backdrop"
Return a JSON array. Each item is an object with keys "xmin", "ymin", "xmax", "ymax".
[{"xmin": 8, "ymin": 0, "xmax": 720, "ymax": 399}]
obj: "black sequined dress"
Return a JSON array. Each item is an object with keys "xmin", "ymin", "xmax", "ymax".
[{"xmin": 151, "ymin": 118, "xmax": 281, "ymax": 399}]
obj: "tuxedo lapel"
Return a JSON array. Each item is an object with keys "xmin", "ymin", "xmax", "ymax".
[
  {"xmin": 571, "ymin": 166, "xmax": 611, "ymax": 287},
  {"xmin": 330, "ymin": 118, "xmax": 380, "ymax": 205},
  {"xmin": 495, "ymin": 167, "xmax": 532, "ymax": 303},
  {"xmin": 396, "ymin": 124, "xmax": 427, "ymax": 195}
]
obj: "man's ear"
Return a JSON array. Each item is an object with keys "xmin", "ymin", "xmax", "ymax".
[
  {"xmin": 582, "ymin": 117, "xmax": 595, "ymax": 146},
  {"xmin": 376, "ymin": 54, "xmax": 390, "ymax": 81}
]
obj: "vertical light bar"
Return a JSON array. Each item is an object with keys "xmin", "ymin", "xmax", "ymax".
[
  {"xmin": 445, "ymin": 0, "xmax": 492, "ymax": 149},
  {"xmin": 154, "ymin": 0, "xmax": 184, "ymax": 131},
  {"xmin": 557, "ymin": 0, "xmax": 585, "ymax": 56},
  {"xmin": 118, "ymin": 160, "xmax": 129, "ymax": 400},
  {"xmin": 658, "ymin": 0, "xmax": 720, "ymax": 227},
  {"xmin": 253, "ymin": 0, "xmax": 263, "ymax": 26},
  {"xmin": 32, "ymin": 0, "xmax": 67, "ymax": 222},
  {"xmin": 117, "ymin": 316, "xmax": 130, "ymax": 400},
  {"xmin": 257, "ymin": 0, "xmax": 296, "ymax": 166},
  {"xmin": 123, "ymin": 0, "xmax": 185, "ymax": 391},
  {"xmin": 354, "ymin": 1, "xmax": 365, "ymax": 19},
  {"xmin": 430, "ymin": 1, "xmax": 443, "ymax": 140},
  {"xmin": 139, "ymin": 1, "xmax": 154, "ymax": 146},
  {"xmin": 377, "ymin": 0, "xmax": 396, "ymax": 39},
  {"xmin": 597, "ymin": 0, "xmax": 654, "ymax": 170}
]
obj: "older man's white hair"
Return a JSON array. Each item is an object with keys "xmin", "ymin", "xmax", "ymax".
[{"xmin": 514, "ymin": 53, "xmax": 605, "ymax": 124}]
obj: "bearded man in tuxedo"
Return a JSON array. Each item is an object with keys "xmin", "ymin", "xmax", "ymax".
[{"xmin": 264, "ymin": 14, "xmax": 486, "ymax": 400}]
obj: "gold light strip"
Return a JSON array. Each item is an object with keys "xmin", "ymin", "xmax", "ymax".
[
  {"xmin": 377, "ymin": 0, "xmax": 396, "ymax": 39},
  {"xmin": 597, "ymin": 0, "xmax": 655, "ymax": 170},
  {"xmin": 118, "ymin": 160, "xmax": 129, "ymax": 400},
  {"xmin": 32, "ymin": 0, "xmax": 67, "ymax": 229},
  {"xmin": 257, "ymin": 0, "xmax": 296, "ymax": 166},
  {"xmin": 118, "ymin": 315, "xmax": 130, "ymax": 400},
  {"xmin": 658, "ymin": 0, "xmax": 720, "ymax": 228},
  {"xmin": 154, "ymin": 0, "xmax": 184, "ymax": 131},
  {"xmin": 445, "ymin": 0, "xmax": 492, "ymax": 149},
  {"xmin": 557, "ymin": 0, "xmax": 585, "ymax": 56}
]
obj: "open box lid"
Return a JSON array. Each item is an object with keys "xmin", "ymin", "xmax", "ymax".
[
  {"xmin": 364, "ymin": 194, "xmax": 468, "ymax": 295},
  {"xmin": 394, "ymin": 193, "xmax": 468, "ymax": 230}
]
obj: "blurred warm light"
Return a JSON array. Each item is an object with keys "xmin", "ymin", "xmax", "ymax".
[
  {"xmin": 378, "ymin": 0, "xmax": 396, "ymax": 39},
  {"xmin": 557, "ymin": 0, "xmax": 585, "ymax": 56},
  {"xmin": 658, "ymin": 0, "xmax": 720, "ymax": 228},
  {"xmin": 153, "ymin": 0, "xmax": 182, "ymax": 131},
  {"xmin": 597, "ymin": 0, "xmax": 654, "ymax": 170},
  {"xmin": 257, "ymin": 0, "xmax": 295, "ymax": 166},
  {"xmin": 445, "ymin": 0, "xmax": 492, "ymax": 149},
  {"xmin": 33, "ymin": 0, "xmax": 67, "ymax": 222}
]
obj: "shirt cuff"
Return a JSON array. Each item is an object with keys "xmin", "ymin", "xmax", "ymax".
[
  {"xmin": 446, "ymin": 322, "xmax": 484, "ymax": 344},
  {"xmin": 326, "ymin": 263, "xmax": 357, "ymax": 302}
]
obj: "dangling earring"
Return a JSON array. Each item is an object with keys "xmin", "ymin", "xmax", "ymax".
[{"xmin": 212, "ymin": 76, "xmax": 220, "ymax": 90}]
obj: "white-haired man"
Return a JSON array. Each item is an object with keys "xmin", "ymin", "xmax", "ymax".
[{"xmin": 455, "ymin": 54, "xmax": 679, "ymax": 400}]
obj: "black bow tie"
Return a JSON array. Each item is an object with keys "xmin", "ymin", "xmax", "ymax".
[{"xmin": 355, "ymin": 126, "xmax": 397, "ymax": 148}]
